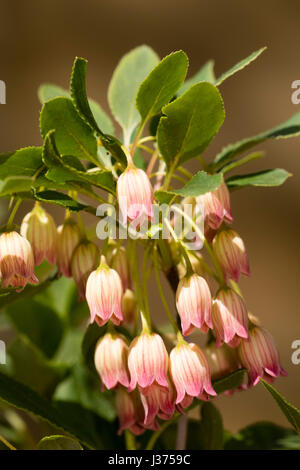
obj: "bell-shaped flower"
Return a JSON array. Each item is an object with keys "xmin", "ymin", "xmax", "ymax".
[
  {"xmin": 86, "ymin": 256, "xmax": 124, "ymax": 326},
  {"xmin": 0, "ymin": 231, "xmax": 38, "ymax": 289},
  {"xmin": 20, "ymin": 203, "xmax": 57, "ymax": 266}
]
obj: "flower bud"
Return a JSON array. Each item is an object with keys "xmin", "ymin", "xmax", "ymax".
[
  {"xmin": 128, "ymin": 332, "xmax": 169, "ymax": 391},
  {"xmin": 212, "ymin": 288, "xmax": 249, "ymax": 348},
  {"xmin": 122, "ymin": 288, "xmax": 137, "ymax": 324},
  {"xmin": 56, "ymin": 217, "xmax": 82, "ymax": 277},
  {"xmin": 20, "ymin": 203, "xmax": 57, "ymax": 266},
  {"xmin": 117, "ymin": 166, "xmax": 154, "ymax": 225},
  {"xmin": 86, "ymin": 256, "xmax": 124, "ymax": 326},
  {"xmin": 213, "ymin": 229, "xmax": 250, "ymax": 283},
  {"xmin": 71, "ymin": 240, "xmax": 100, "ymax": 301},
  {"xmin": 170, "ymin": 342, "xmax": 216, "ymax": 404},
  {"xmin": 94, "ymin": 333, "xmax": 130, "ymax": 389},
  {"xmin": 176, "ymin": 273, "xmax": 212, "ymax": 336},
  {"xmin": 238, "ymin": 326, "xmax": 288, "ymax": 386},
  {"xmin": 110, "ymin": 246, "xmax": 131, "ymax": 291},
  {"xmin": 0, "ymin": 231, "xmax": 38, "ymax": 289},
  {"xmin": 177, "ymin": 252, "xmax": 207, "ymax": 281},
  {"xmin": 196, "ymin": 180, "xmax": 233, "ymax": 231}
]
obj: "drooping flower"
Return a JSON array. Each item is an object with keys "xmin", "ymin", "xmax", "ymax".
[
  {"xmin": 56, "ymin": 217, "xmax": 82, "ymax": 277},
  {"xmin": 0, "ymin": 231, "xmax": 38, "ymax": 289},
  {"xmin": 128, "ymin": 331, "xmax": 169, "ymax": 392},
  {"xmin": 238, "ymin": 326, "xmax": 288, "ymax": 386},
  {"xmin": 86, "ymin": 256, "xmax": 123, "ymax": 326},
  {"xmin": 170, "ymin": 342, "xmax": 216, "ymax": 404},
  {"xmin": 71, "ymin": 240, "xmax": 100, "ymax": 301},
  {"xmin": 117, "ymin": 165, "xmax": 154, "ymax": 225},
  {"xmin": 110, "ymin": 246, "xmax": 131, "ymax": 291},
  {"xmin": 212, "ymin": 288, "xmax": 249, "ymax": 348},
  {"xmin": 94, "ymin": 333, "xmax": 130, "ymax": 389},
  {"xmin": 205, "ymin": 341, "xmax": 243, "ymax": 394},
  {"xmin": 122, "ymin": 288, "xmax": 137, "ymax": 324},
  {"xmin": 20, "ymin": 203, "xmax": 57, "ymax": 266},
  {"xmin": 176, "ymin": 273, "xmax": 212, "ymax": 336},
  {"xmin": 213, "ymin": 229, "xmax": 250, "ymax": 283},
  {"xmin": 115, "ymin": 389, "xmax": 159, "ymax": 435},
  {"xmin": 205, "ymin": 341, "xmax": 241, "ymax": 380},
  {"xmin": 140, "ymin": 381, "xmax": 176, "ymax": 425},
  {"xmin": 196, "ymin": 180, "xmax": 233, "ymax": 231}
]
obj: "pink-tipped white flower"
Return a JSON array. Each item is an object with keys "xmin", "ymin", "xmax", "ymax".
[
  {"xmin": 94, "ymin": 333, "xmax": 130, "ymax": 389},
  {"xmin": 86, "ymin": 256, "xmax": 124, "ymax": 326},
  {"xmin": 110, "ymin": 246, "xmax": 131, "ymax": 291},
  {"xmin": 71, "ymin": 240, "xmax": 100, "ymax": 301},
  {"xmin": 20, "ymin": 203, "xmax": 57, "ymax": 266},
  {"xmin": 0, "ymin": 231, "xmax": 38, "ymax": 289},
  {"xmin": 213, "ymin": 229, "xmax": 250, "ymax": 283},
  {"xmin": 196, "ymin": 180, "xmax": 233, "ymax": 231},
  {"xmin": 128, "ymin": 331, "xmax": 169, "ymax": 392},
  {"xmin": 238, "ymin": 326, "xmax": 288, "ymax": 386},
  {"xmin": 56, "ymin": 217, "xmax": 82, "ymax": 277},
  {"xmin": 117, "ymin": 165, "xmax": 154, "ymax": 225},
  {"xmin": 170, "ymin": 342, "xmax": 216, "ymax": 404},
  {"xmin": 140, "ymin": 382, "xmax": 176, "ymax": 425},
  {"xmin": 115, "ymin": 389, "xmax": 159, "ymax": 435},
  {"xmin": 212, "ymin": 288, "xmax": 249, "ymax": 348},
  {"xmin": 176, "ymin": 273, "xmax": 212, "ymax": 336}
]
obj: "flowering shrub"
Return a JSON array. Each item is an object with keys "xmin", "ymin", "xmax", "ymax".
[{"xmin": 0, "ymin": 45, "xmax": 299, "ymax": 451}]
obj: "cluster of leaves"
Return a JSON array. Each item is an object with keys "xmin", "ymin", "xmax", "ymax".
[{"xmin": 0, "ymin": 45, "xmax": 300, "ymax": 449}]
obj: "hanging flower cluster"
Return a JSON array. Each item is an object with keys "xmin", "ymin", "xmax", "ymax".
[{"xmin": 1, "ymin": 45, "xmax": 296, "ymax": 449}]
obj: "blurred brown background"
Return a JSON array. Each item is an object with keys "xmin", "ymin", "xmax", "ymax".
[{"xmin": 0, "ymin": 0, "xmax": 299, "ymax": 432}]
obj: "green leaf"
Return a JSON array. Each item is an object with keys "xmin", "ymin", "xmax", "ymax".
[
  {"xmin": 54, "ymin": 329, "xmax": 84, "ymax": 367},
  {"xmin": 227, "ymin": 168, "xmax": 291, "ymax": 188},
  {"xmin": 33, "ymin": 189, "xmax": 90, "ymax": 212},
  {"xmin": 0, "ymin": 147, "xmax": 43, "ymax": 179},
  {"xmin": 157, "ymin": 82, "xmax": 225, "ymax": 167},
  {"xmin": 133, "ymin": 147, "xmax": 147, "ymax": 170},
  {"xmin": 37, "ymin": 435, "xmax": 83, "ymax": 450},
  {"xmin": 54, "ymin": 364, "xmax": 116, "ymax": 422},
  {"xmin": 260, "ymin": 379, "xmax": 300, "ymax": 434},
  {"xmin": 70, "ymin": 57, "xmax": 110, "ymax": 135},
  {"xmin": 39, "ymin": 83, "xmax": 114, "ymax": 135},
  {"xmin": 212, "ymin": 369, "xmax": 246, "ymax": 394},
  {"xmin": 220, "ymin": 151, "xmax": 264, "ymax": 174},
  {"xmin": 0, "ymin": 370, "xmax": 104, "ymax": 448},
  {"xmin": 35, "ymin": 276, "xmax": 76, "ymax": 320},
  {"xmin": 155, "ymin": 171, "xmax": 223, "ymax": 204},
  {"xmin": 215, "ymin": 47, "xmax": 266, "ymax": 86},
  {"xmin": 214, "ymin": 110, "xmax": 300, "ymax": 166},
  {"xmin": 0, "ymin": 176, "xmax": 33, "ymax": 196},
  {"xmin": 225, "ymin": 421, "xmax": 299, "ymax": 450},
  {"xmin": 40, "ymin": 97, "xmax": 98, "ymax": 163},
  {"xmin": 38, "ymin": 84, "xmax": 70, "ymax": 102},
  {"xmin": 197, "ymin": 402, "xmax": 223, "ymax": 450},
  {"xmin": 5, "ymin": 297, "xmax": 64, "ymax": 359},
  {"xmin": 7, "ymin": 336, "xmax": 65, "ymax": 397},
  {"xmin": 108, "ymin": 45, "xmax": 159, "ymax": 143},
  {"xmin": 136, "ymin": 51, "xmax": 188, "ymax": 125},
  {"xmin": 178, "ymin": 60, "xmax": 215, "ymax": 95},
  {"xmin": 43, "ymin": 130, "xmax": 116, "ymax": 194}
]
